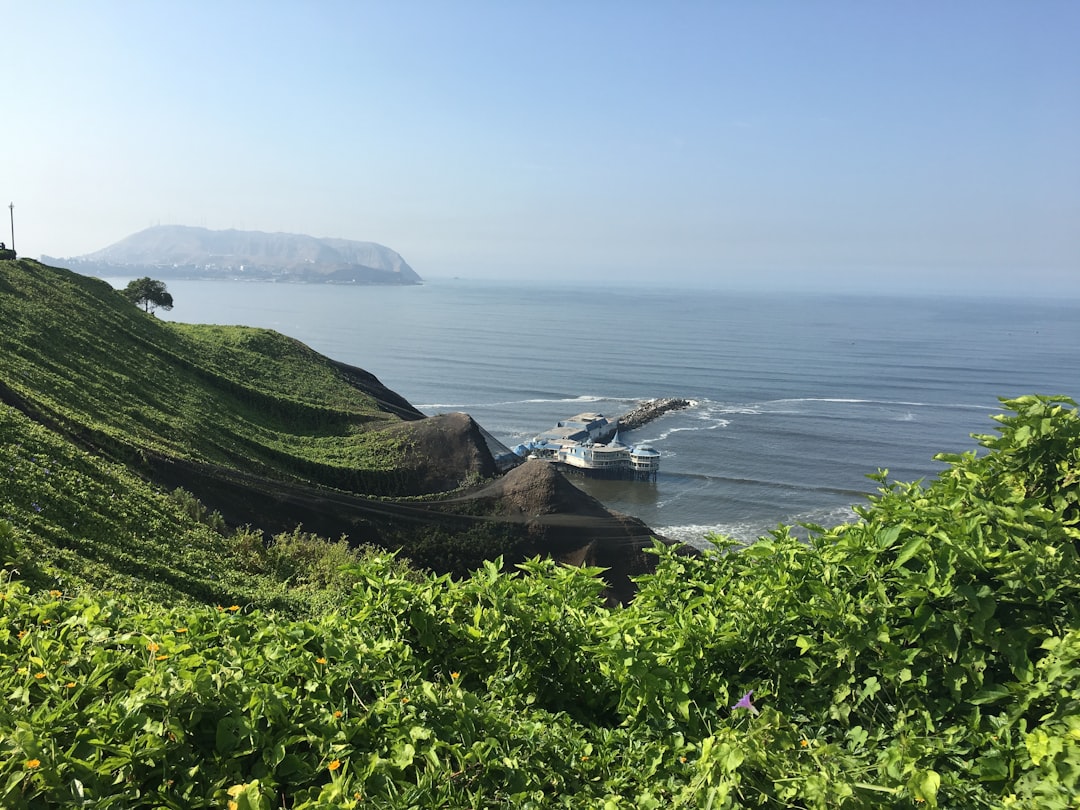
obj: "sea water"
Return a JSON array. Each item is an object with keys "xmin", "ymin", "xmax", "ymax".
[{"xmin": 111, "ymin": 276, "xmax": 1080, "ymax": 548}]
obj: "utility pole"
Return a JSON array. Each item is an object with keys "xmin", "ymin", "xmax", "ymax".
[{"xmin": 8, "ymin": 203, "xmax": 13, "ymax": 252}]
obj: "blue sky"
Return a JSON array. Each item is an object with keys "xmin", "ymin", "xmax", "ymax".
[{"xmin": 5, "ymin": 2, "xmax": 1078, "ymax": 293}]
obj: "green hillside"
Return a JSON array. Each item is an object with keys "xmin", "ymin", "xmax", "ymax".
[
  {"xmin": 0, "ymin": 259, "xmax": 414, "ymax": 477},
  {"xmin": 0, "ymin": 258, "xmax": 661, "ymax": 603},
  {"xmin": 0, "ymin": 257, "xmax": 470, "ymax": 607},
  {"xmin": 2, "ymin": 395, "xmax": 1078, "ymax": 808},
  {"xmin": 2, "ymin": 257, "xmax": 1078, "ymax": 807}
]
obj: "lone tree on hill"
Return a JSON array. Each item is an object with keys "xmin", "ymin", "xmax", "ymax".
[{"xmin": 122, "ymin": 277, "xmax": 174, "ymax": 314}]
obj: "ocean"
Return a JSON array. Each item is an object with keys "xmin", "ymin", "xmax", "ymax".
[{"xmin": 110, "ymin": 276, "xmax": 1080, "ymax": 549}]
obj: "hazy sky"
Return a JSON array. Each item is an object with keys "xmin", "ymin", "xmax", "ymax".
[{"xmin": 5, "ymin": 2, "xmax": 1078, "ymax": 293}]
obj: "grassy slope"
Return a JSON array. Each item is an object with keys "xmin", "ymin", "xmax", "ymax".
[
  {"xmin": 0, "ymin": 259, "xmax": 661, "ymax": 605},
  {"xmin": 0, "ymin": 259, "xmax": 433, "ymax": 608},
  {"xmin": 0, "ymin": 259, "xmax": 407, "ymax": 476}
]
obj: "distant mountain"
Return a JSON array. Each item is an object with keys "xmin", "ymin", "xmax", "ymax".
[{"xmin": 46, "ymin": 225, "xmax": 422, "ymax": 284}]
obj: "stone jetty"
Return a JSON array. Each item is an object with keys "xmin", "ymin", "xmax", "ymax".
[{"xmin": 596, "ymin": 398, "xmax": 692, "ymax": 441}]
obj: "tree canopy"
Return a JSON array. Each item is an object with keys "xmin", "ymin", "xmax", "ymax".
[{"xmin": 121, "ymin": 276, "xmax": 173, "ymax": 313}]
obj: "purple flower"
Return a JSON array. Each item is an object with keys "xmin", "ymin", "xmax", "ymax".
[
  {"xmin": 732, "ymin": 690, "xmax": 759, "ymax": 715},
  {"xmin": 31, "ymin": 502, "xmax": 41, "ymax": 513}
]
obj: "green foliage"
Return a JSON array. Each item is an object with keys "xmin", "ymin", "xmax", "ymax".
[
  {"xmin": 121, "ymin": 276, "xmax": 174, "ymax": 313},
  {"xmin": 1, "ymin": 395, "xmax": 1078, "ymax": 807},
  {"xmin": 169, "ymin": 487, "xmax": 227, "ymax": 534},
  {"xmin": 0, "ymin": 402, "xmax": 372, "ymax": 615}
]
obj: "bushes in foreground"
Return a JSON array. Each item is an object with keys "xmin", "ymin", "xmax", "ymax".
[{"xmin": 1, "ymin": 396, "xmax": 1078, "ymax": 807}]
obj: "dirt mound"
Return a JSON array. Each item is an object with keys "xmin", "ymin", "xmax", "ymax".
[
  {"xmin": 466, "ymin": 459, "xmax": 694, "ymax": 602},
  {"xmin": 478, "ymin": 458, "xmax": 612, "ymax": 517},
  {"xmin": 384, "ymin": 411, "xmax": 500, "ymax": 493}
]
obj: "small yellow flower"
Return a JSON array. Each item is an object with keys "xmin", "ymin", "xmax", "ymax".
[
  {"xmin": 227, "ymin": 605, "xmax": 240, "ymax": 612},
  {"xmin": 679, "ymin": 756, "xmax": 687, "ymax": 763},
  {"xmin": 333, "ymin": 710, "xmax": 343, "ymax": 718},
  {"xmin": 34, "ymin": 672, "xmax": 47, "ymax": 680},
  {"xmin": 41, "ymin": 619, "xmax": 52, "ymax": 625},
  {"xmin": 581, "ymin": 755, "xmax": 589, "ymax": 761},
  {"xmin": 174, "ymin": 627, "xmax": 188, "ymax": 634},
  {"xmin": 800, "ymin": 739, "xmax": 810, "ymax": 748},
  {"xmin": 147, "ymin": 642, "xmax": 160, "ymax": 652},
  {"xmin": 450, "ymin": 671, "xmax": 460, "ymax": 680},
  {"xmin": 17, "ymin": 630, "xmax": 27, "ymax": 639},
  {"xmin": 401, "ymin": 697, "xmax": 410, "ymax": 704},
  {"xmin": 49, "ymin": 589, "xmax": 62, "ymax": 598},
  {"xmin": 228, "ymin": 802, "xmax": 238, "ymax": 810},
  {"xmin": 64, "ymin": 681, "xmax": 76, "ymax": 689},
  {"xmin": 25, "ymin": 759, "xmax": 41, "ymax": 769},
  {"xmin": 328, "ymin": 758, "xmax": 342, "ymax": 772},
  {"xmin": 216, "ymin": 605, "xmax": 225, "ymax": 612},
  {"xmin": 156, "ymin": 654, "xmax": 169, "ymax": 661},
  {"xmin": 316, "ymin": 657, "xmax": 328, "ymax": 665}
]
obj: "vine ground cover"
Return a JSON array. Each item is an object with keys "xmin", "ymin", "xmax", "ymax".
[{"xmin": 3, "ymin": 396, "xmax": 1079, "ymax": 807}]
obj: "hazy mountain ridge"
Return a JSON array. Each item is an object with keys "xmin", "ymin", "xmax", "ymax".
[{"xmin": 47, "ymin": 225, "xmax": 422, "ymax": 284}]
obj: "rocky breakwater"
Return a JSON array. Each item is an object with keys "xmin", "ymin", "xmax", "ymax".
[
  {"xmin": 619, "ymin": 397, "xmax": 692, "ymax": 430},
  {"xmin": 595, "ymin": 398, "xmax": 692, "ymax": 441}
]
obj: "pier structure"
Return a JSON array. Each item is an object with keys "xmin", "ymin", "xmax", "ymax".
[{"xmin": 513, "ymin": 398, "xmax": 690, "ymax": 481}]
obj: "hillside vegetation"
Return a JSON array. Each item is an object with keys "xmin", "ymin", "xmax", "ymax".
[
  {"xmin": 0, "ymin": 259, "xmax": 416, "ymax": 473},
  {"xmin": 2, "ymin": 260, "xmax": 665, "ymax": 604},
  {"xmin": 0, "ymin": 258, "xmax": 669, "ymax": 603},
  {"xmin": 2, "ymin": 257, "xmax": 1078, "ymax": 806},
  {"xmin": 2, "ymin": 395, "xmax": 1078, "ymax": 807}
]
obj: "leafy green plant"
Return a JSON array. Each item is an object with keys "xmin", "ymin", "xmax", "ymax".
[
  {"xmin": 5, "ymin": 257, "xmax": 1080, "ymax": 807},
  {"xmin": 1, "ymin": 396, "xmax": 1077, "ymax": 807}
]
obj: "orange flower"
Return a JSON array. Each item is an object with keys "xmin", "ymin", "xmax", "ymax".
[
  {"xmin": 34, "ymin": 672, "xmax": 47, "ymax": 679},
  {"xmin": 450, "ymin": 671, "xmax": 460, "ymax": 680},
  {"xmin": 147, "ymin": 642, "xmax": 160, "ymax": 653},
  {"xmin": 800, "ymin": 739, "xmax": 810, "ymax": 748},
  {"xmin": 17, "ymin": 630, "xmax": 27, "ymax": 639},
  {"xmin": 49, "ymin": 589, "xmax": 62, "ymax": 598},
  {"xmin": 156, "ymin": 654, "xmax": 169, "ymax": 661},
  {"xmin": 328, "ymin": 759, "xmax": 342, "ymax": 772},
  {"xmin": 64, "ymin": 682, "xmax": 76, "ymax": 689},
  {"xmin": 333, "ymin": 710, "xmax": 343, "ymax": 718},
  {"xmin": 227, "ymin": 605, "xmax": 240, "ymax": 612},
  {"xmin": 316, "ymin": 657, "xmax": 327, "ymax": 665},
  {"xmin": 25, "ymin": 759, "xmax": 40, "ymax": 769}
]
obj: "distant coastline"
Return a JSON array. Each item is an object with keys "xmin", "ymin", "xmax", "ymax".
[
  {"xmin": 49, "ymin": 258, "xmax": 424, "ymax": 285},
  {"xmin": 44, "ymin": 224, "xmax": 423, "ymax": 286}
]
